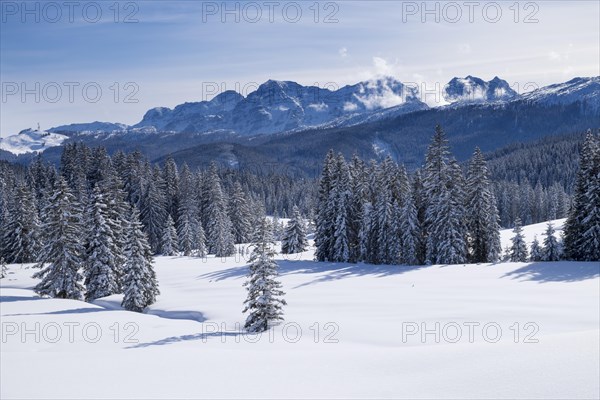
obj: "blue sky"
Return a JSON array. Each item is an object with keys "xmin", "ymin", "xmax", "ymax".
[{"xmin": 1, "ymin": 0, "xmax": 599, "ymax": 136}]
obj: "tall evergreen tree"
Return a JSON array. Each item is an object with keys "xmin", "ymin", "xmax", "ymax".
[
  {"xmin": 177, "ymin": 163, "xmax": 201, "ymax": 256},
  {"xmin": 161, "ymin": 215, "xmax": 179, "ymax": 256},
  {"xmin": 466, "ymin": 147, "xmax": 502, "ymax": 263},
  {"xmin": 315, "ymin": 150, "xmax": 337, "ymax": 262},
  {"xmin": 564, "ymin": 130, "xmax": 600, "ymax": 260},
  {"xmin": 83, "ymin": 185, "xmax": 121, "ymax": 302},
  {"xmin": 243, "ymin": 218, "xmax": 286, "ymax": 333},
  {"xmin": 0, "ymin": 258, "xmax": 7, "ymax": 279},
  {"xmin": 33, "ymin": 177, "xmax": 85, "ymax": 299},
  {"xmin": 2, "ymin": 184, "xmax": 40, "ymax": 263},
  {"xmin": 229, "ymin": 182, "xmax": 252, "ymax": 244},
  {"xmin": 140, "ymin": 167, "xmax": 167, "ymax": 254},
  {"xmin": 203, "ymin": 163, "xmax": 235, "ymax": 257},
  {"xmin": 423, "ymin": 125, "xmax": 451, "ymax": 264},
  {"xmin": 400, "ymin": 187, "xmax": 420, "ymax": 265},
  {"xmin": 122, "ymin": 206, "xmax": 160, "ymax": 312}
]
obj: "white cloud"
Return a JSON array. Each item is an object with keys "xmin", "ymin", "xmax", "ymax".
[
  {"xmin": 343, "ymin": 102, "xmax": 358, "ymax": 112},
  {"xmin": 308, "ymin": 103, "xmax": 328, "ymax": 112},
  {"xmin": 339, "ymin": 47, "xmax": 348, "ymax": 58},
  {"xmin": 373, "ymin": 57, "xmax": 394, "ymax": 76}
]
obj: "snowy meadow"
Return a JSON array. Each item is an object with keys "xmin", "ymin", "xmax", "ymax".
[{"xmin": 1, "ymin": 220, "xmax": 599, "ymax": 399}]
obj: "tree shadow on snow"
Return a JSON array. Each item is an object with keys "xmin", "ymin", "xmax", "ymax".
[
  {"xmin": 502, "ymin": 261, "xmax": 600, "ymax": 283},
  {"xmin": 0, "ymin": 295, "xmax": 46, "ymax": 303},
  {"xmin": 127, "ymin": 330, "xmax": 246, "ymax": 349},
  {"xmin": 5, "ymin": 307, "xmax": 107, "ymax": 316},
  {"xmin": 145, "ymin": 309, "xmax": 206, "ymax": 323},
  {"xmin": 198, "ymin": 259, "xmax": 428, "ymax": 288}
]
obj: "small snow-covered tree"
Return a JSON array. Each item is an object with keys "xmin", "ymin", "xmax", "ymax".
[
  {"xmin": 281, "ymin": 206, "xmax": 308, "ymax": 254},
  {"xmin": 33, "ymin": 177, "xmax": 85, "ymax": 299},
  {"xmin": 243, "ymin": 218, "xmax": 286, "ymax": 333},
  {"xmin": 0, "ymin": 258, "xmax": 7, "ymax": 279},
  {"xmin": 122, "ymin": 206, "xmax": 159, "ymax": 312},
  {"xmin": 161, "ymin": 215, "xmax": 179, "ymax": 256},
  {"xmin": 542, "ymin": 223, "xmax": 561, "ymax": 261},
  {"xmin": 530, "ymin": 235, "xmax": 543, "ymax": 262},
  {"xmin": 509, "ymin": 218, "xmax": 528, "ymax": 262}
]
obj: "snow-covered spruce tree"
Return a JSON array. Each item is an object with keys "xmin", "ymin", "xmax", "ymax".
[
  {"xmin": 314, "ymin": 150, "xmax": 337, "ymax": 262},
  {"xmin": 162, "ymin": 155, "xmax": 180, "ymax": 227},
  {"xmin": 465, "ymin": 147, "xmax": 502, "ymax": 263},
  {"xmin": 400, "ymin": 187, "xmax": 420, "ymax": 265},
  {"xmin": 332, "ymin": 154, "xmax": 351, "ymax": 262},
  {"xmin": 177, "ymin": 163, "xmax": 202, "ymax": 257},
  {"xmin": 423, "ymin": 125, "xmax": 451, "ymax": 264},
  {"xmin": 161, "ymin": 214, "xmax": 179, "ymax": 256},
  {"xmin": 202, "ymin": 163, "xmax": 235, "ymax": 257},
  {"xmin": 542, "ymin": 222, "xmax": 561, "ymax": 261},
  {"xmin": 33, "ymin": 177, "xmax": 85, "ymax": 299},
  {"xmin": 122, "ymin": 206, "xmax": 159, "ymax": 312},
  {"xmin": 83, "ymin": 185, "xmax": 121, "ymax": 302},
  {"xmin": 0, "ymin": 258, "xmax": 7, "ymax": 279},
  {"xmin": 59, "ymin": 142, "xmax": 89, "ymax": 202},
  {"xmin": 194, "ymin": 223, "xmax": 207, "ymax": 257},
  {"xmin": 281, "ymin": 205, "xmax": 308, "ymax": 254},
  {"xmin": 243, "ymin": 218, "xmax": 286, "ymax": 333},
  {"xmin": 94, "ymin": 160, "xmax": 130, "ymax": 285},
  {"xmin": 563, "ymin": 130, "xmax": 600, "ymax": 260},
  {"xmin": 530, "ymin": 235, "xmax": 543, "ymax": 262},
  {"xmin": 358, "ymin": 201, "xmax": 373, "ymax": 263},
  {"xmin": 2, "ymin": 184, "xmax": 41, "ymax": 263},
  {"xmin": 140, "ymin": 166, "xmax": 167, "ymax": 254},
  {"xmin": 372, "ymin": 161, "xmax": 395, "ymax": 265},
  {"xmin": 348, "ymin": 155, "xmax": 367, "ymax": 262},
  {"xmin": 429, "ymin": 159, "xmax": 468, "ymax": 264},
  {"xmin": 411, "ymin": 171, "xmax": 427, "ymax": 265},
  {"xmin": 509, "ymin": 218, "xmax": 528, "ymax": 262},
  {"xmin": 229, "ymin": 182, "xmax": 252, "ymax": 244}
]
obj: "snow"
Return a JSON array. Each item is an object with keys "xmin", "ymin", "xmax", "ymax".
[
  {"xmin": 500, "ymin": 218, "xmax": 565, "ymax": 249},
  {"xmin": 1, "ymin": 220, "xmax": 598, "ymax": 399},
  {"xmin": 0, "ymin": 129, "xmax": 68, "ymax": 155}
]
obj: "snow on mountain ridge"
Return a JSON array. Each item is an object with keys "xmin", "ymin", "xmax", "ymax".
[
  {"xmin": 444, "ymin": 75, "xmax": 518, "ymax": 104},
  {"xmin": 0, "ymin": 128, "xmax": 68, "ymax": 155},
  {"xmin": 521, "ymin": 76, "xmax": 600, "ymax": 109}
]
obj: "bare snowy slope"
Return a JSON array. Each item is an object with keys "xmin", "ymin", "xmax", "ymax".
[{"xmin": 0, "ymin": 128, "xmax": 68, "ymax": 155}]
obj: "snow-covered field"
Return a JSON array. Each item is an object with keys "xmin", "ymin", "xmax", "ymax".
[{"xmin": 1, "ymin": 220, "xmax": 598, "ymax": 399}]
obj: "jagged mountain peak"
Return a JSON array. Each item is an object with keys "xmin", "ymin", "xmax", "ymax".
[{"xmin": 445, "ymin": 75, "xmax": 517, "ymax": 104}]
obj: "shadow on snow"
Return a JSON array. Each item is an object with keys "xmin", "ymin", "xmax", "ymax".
[
  {"xmin": 501, "ymin": 261, "xmax": 600, "ymax": 283},
  {"xmin": 198, "ymin": 259, "xmax": 429, "ymax": 288},
  {"xmin": 127, "ymin": 330, "xmax": 246, "ymax": 349}
]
